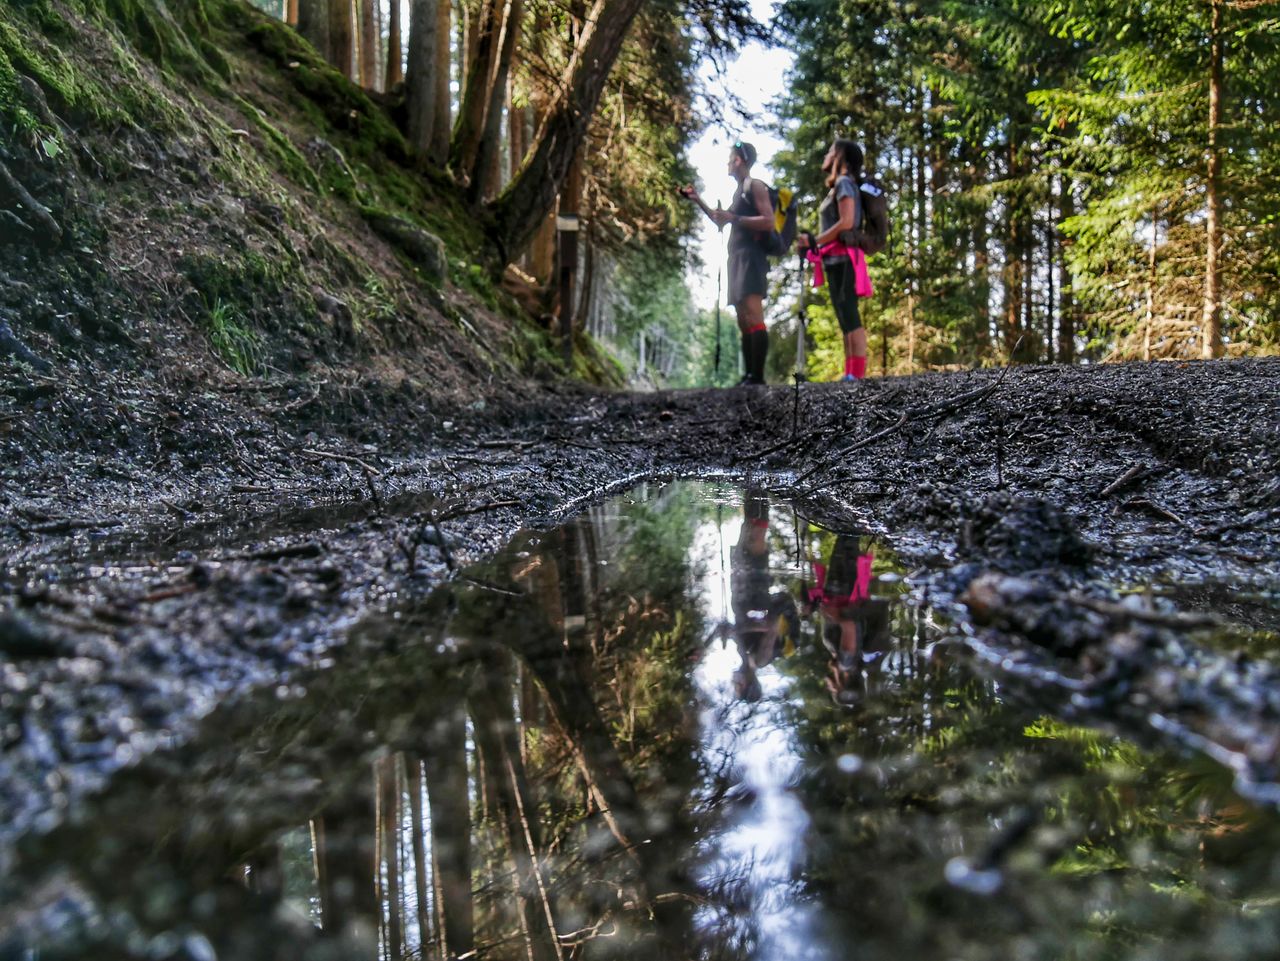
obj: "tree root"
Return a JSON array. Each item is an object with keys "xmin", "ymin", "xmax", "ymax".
[{"xmin": 0, "ymin": 158, "xmax": 62, "ymax": 248}]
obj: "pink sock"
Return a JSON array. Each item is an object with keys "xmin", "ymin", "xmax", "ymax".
[
  {"xmin": 843, "ymin": 356, "xmax": 854, "ymax": 376},
  {"xmin": 851, "ymin": 356, "xmax": 867, "ymax": 379}
]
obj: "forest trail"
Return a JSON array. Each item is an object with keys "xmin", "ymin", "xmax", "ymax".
[{"xmin": 3, "ymin": 357, "xmax": 1278, "ymax": 858}]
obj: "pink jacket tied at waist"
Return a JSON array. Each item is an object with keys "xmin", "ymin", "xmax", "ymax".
[
  {"xmin": 805, "ymin": 242, "xmax": 874, "ymax": 297},
  {"xmin": 807, "ymin": 553, "xmax": 874, "ymax": 607}
]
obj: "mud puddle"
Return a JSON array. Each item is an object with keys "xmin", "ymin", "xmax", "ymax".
[{"xmin": 3, "ymin": 482, "xmax": 1280, "ymax": 961}]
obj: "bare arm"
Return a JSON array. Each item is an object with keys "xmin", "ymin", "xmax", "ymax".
[{"xmin": 797, "ymin": 192, "xmax": 859, "ymax": 251}]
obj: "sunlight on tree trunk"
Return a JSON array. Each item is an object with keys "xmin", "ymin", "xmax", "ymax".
[
  {"xmin": 470, "ymin": 0, "xmax": 524, "ymax": 201},
  {"xmin": 1202, "ymin": 0, "xmax": 1224, "ymax": 359},
  {"xmin": 358, "ymin": 0, "xmax": 377, "ymax": 89},
  {"xmin": 488, "ymin": 0, "xmax": 647, "ymax": 262}
]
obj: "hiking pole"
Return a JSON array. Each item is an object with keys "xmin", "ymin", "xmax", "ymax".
[
  {"xmin": 714, "ymin": 260, "xmax": 722, "ymax": 381},
  {"xmin": 794, "ymin": 251, "xmax": 809, "ymax": 384},
  {"xmin": 713, "ymin": 213, "xmax": 725, "ymax": 383},
  {"xmin": 792, "ymin": 251, "xmax": 809, "ymax": 440}
]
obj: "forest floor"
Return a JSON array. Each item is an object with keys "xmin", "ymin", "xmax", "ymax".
[{"xmin": 2, "ymin": 356, "xmax": 1279, "ymax": 861}]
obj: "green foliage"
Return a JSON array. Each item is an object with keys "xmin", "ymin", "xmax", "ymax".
[
  {"xmin": 773, "ymin": 0, "xmax": 1280, "ymax": 366},
  {"xmin": 203, "ymin": 298, "xmax": 264, "ymax": 375}
]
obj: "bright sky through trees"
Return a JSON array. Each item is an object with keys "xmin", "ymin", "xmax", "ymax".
[{"xmin": 686, "ymin": 0, "xmax": 790, "ymax": 310}]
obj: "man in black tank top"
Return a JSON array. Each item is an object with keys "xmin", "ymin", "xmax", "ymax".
[{"xmin": 680, "ymin": 141, "xmax": 776, "ymax": 385}]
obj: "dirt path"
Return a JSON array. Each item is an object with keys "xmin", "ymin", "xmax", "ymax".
[{"xmin": 2, "ymin": 358, "xmax": 1279, "ymax": 855}]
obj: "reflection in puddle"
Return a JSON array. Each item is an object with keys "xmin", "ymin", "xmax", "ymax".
[{"xmin": 5, "ymin": 482, "xmax": 1280, "ymax": 961}]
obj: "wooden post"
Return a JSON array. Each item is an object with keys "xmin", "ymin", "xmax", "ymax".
[{"xmin": 557, "ymin": 154, "xmax": 583, "ymax": 367}]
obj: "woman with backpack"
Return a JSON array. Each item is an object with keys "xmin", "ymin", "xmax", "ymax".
[
  {"xmin": 796, "ymin": 139, "xmax": 873, "ymax": 382},
  {"xmin": 680, "ymin": 140, "xmax": 777, "ymax": 385}
]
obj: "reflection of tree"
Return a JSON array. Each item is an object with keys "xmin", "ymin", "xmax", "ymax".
[
  {"xmin": 20, "ymin": 485, "xmax": 1279, "ymax": 961},
  {"xmin": 775, "ymin": 613, "xmax": 1280, "ymax": 961}
]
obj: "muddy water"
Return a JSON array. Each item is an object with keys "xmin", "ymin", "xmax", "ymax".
[{"xmin": 5, "ymin": 482, "xmax": 1280, "ymax": 961}]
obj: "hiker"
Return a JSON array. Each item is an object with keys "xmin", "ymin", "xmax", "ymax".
[
  {"xmin": 801, "ymin": 531, "xmax": 891, "ymax": 706},
  {"xmin": 796, "ymin": 139, "xmax": 873, "ymax": 382},
  {"xmin": 705, "ymin": 490, "xmax": 798, "ymax": 700},
  {"xmin": 680, "ymin": 140, "xmax": 776, "ymax": 385}
]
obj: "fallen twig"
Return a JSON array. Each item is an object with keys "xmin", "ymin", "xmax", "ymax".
[
  {"xmin": 301, "ymin": 447, "xmax": 383, "ymax": 476},
  {"xmin": 22, "ymin": 517, "xmax": 123, "ymax": 535},
  {"xmin": 1099, "ymin": 464, "xmax": 1144, "ymax": 498},
  {"xmin": 231, "ymin": 483, "xmax": 273, "ymax": 493},
  {"xmin": 1067, "ymin": 593, "xmax": 1221, "ymax": 629},
  {"xmin": 1123, "ymin": 497, "xmax": 1191, "ymax": 528},
  {"xmin": 226, "ymin": 541, "xmax": 326, "ymax": 562},
  {"xmin": 437, "ymin": 499, "xmax": 522, "ymax": 521}
]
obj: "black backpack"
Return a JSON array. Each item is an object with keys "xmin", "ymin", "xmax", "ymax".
[{"xmin": 839, "ymin": 176, "xmax": 889, "ymax": 255}]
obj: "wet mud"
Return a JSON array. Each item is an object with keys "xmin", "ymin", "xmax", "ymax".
[
  {"xmin": 3, "ymin": 482, "xmax": 1280, "ymax": 961},
  {"xmin": 1, "ymin": 359, "xmax": 1279, "ymax": 956}
]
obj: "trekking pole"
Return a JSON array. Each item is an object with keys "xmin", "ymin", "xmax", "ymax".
[
  {"xmin": 792, "ymin": 251, "xmax": 809, "ymax": 440},
  {"xmin": 713, "ymin": 213, "xmax": 725, "ymax": 383},
  {"xmin": 714, "ymin": 260, "xmax": 722, "ymax": 381}
]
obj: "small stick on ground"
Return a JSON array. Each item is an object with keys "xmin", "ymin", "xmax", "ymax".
[
  {"xmin": 1100, "ymin": 464, "xmax": 1144, "ymax": 498},
  {"xmin": 436, "ymin": 499, "xmax": 522, "ymax": 521},
  {"xmin": 301, "ymin": 448, "xmax": 383, "ymax": 476}
]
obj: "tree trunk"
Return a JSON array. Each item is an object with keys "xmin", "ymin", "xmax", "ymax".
[
  {"xmin": 451, "ymin": 0, "xmax": 499, "ymax": 179},
  {"xmin": 470, "ymin": 0, "xmax": 524, "ymax": 201},
  {"xmin": 973, "ymin": 169, "xmax": 991, "ymax": 355},
  {"xmin": 328, "ymin": 0, "xmax": 354, "ymax": 77},
  {"xmin": 469, "ymin": 654, "xmax": 561, "ymax": 961},
  {"xmin": 358, "ymin": 0, "xmax": 377, "ymax": 89},
  {"xmin": 1145, "ymin": 205, "xmax": 1158, "ymax": 361},
  {"xmin": 558, "ymin": 150, "xmax": 583, "ymax": 365},
  {"xmin": 430, "ymin": 0, "xmax": 452, "ymax": 165},
  {"xmin": 1023, "ymin": 215, "xmax": 1035, "ymax": 359},
  {"xmin": 487, "ymin": 0, "xmax": 647, "ymax": 262},
  {"xmin": 422, "ymin": 696, "xmax": 474, "ymax": 960},
  {"xmin": 373, "ymin": 0, "xmax": 385, "ymax": 86},
  {"xmin": 286, "ymin": 0, "xmax": 299, "ymax": 26},
  {"xmin": 386, "ymin": 0, "xmax": 403, "ymax": 87},
  {"xmin": 508, "ymin": 96, "xmax": 526, "ymax": 186},
  {"xmin": 380, "ymin": 756, "xmax": 404, "ymax": 961},
  {"xmin": 1201, "ymin": 0, "xmax": 1224, "ymax": 359},
  {"xmin": 408, "ymin": 758, "xmax": 431, "ymax": 950},
  {"xmin": 405, "ymin": 0, "xmax": 439, "ymax": 157},
  {"xmin": 1057, "ymin": 172, "xmax": 1075, "ymax": 363},
  {"xmin": 297, "ymin": 0, "xmax": 330, "ymax": 60}
]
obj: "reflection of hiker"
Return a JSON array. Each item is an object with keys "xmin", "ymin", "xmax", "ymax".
[
  {"xmin": 709, "ymin": 490, "xmax": 798, "ymax": 700},
  {"xmin": 680, "ymin": 141, "xmax": 776, "ymax": 385},
  {"xmin": 795, "ymin": 139, "xmax": 873, "ymax": 382},
  {"xmin": 801, "ymin": 533, "xmax": 891, "ymax": 706}
]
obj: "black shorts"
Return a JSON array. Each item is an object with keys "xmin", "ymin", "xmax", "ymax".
[
  {"xmin": 824, "ymin": 257, "xmax": 862, "ymax": 333},
  {"xmin": 727, "ymin": 244, "xmax": 768, "ymax": 307}
]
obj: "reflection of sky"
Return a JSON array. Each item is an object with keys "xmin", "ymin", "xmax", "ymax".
[{"xmin": 689, "ymin": 495, "xmax": 829, "ymax": 961}]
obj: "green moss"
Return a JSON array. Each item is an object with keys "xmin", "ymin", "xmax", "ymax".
[
  {"xmin": 234, "ymin": 95, "xmax": 321, "ymax": 192},
  {"xmin": 238, "ymin": 14, "xmax": 409, "ymax": 164}
]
